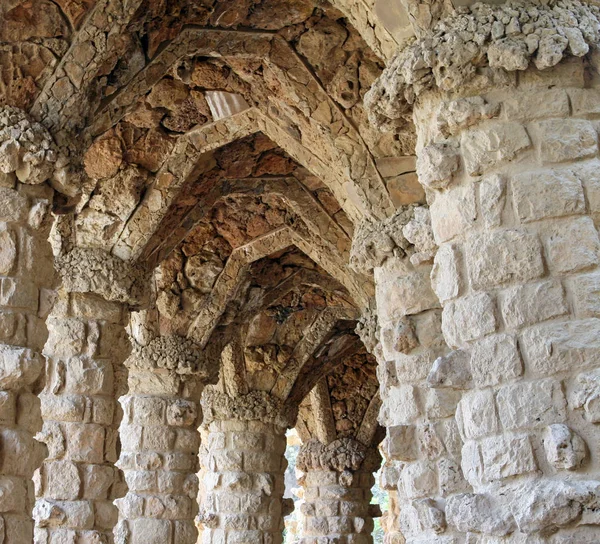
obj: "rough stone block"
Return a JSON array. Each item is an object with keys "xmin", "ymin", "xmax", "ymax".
[
  {"xmin": 431, "ymin": 243, "xmax": 462, "ymax": 303},
  {"xmin": 470, "ymin": 334, "xmax": 522, "ymax": 387},
  {"xmin": 496, "ymin": 379, "xmax": 566, "ymax": 430},
  {"xmin": 567, "ymin": 271, "xmax": 600, "ymax": 318},
  {"xmin": 427, "ymin": 349, "xmax": 472, "ymax": 389},
  {"xmin": 381, "ymin": 384, "xmax": 420, "ymax": 426},
  {"xmin": 536, "ymin": 119, "xmax": 598, "ymax": 163},
  {"xmin": 499, "ymin": 279, "xmax": 568, "ymax": 329},
  {"xmin": 511, "ymin": 168, "xmax": 585, "ymax": 223},
  {"xmin": 416, "ymin": 143, "xmax": 459, "ymax": 189},
  {"xmin": 442, "ymin": 293, "xmax": 497, "ymax": 348},
  {"xmin": 544, "ymin": 424, "xmax": 586, "ymax": 470},
  {"xmin": 577, "ymin": 159, "xmax": 600, "ymax": 227},
  {"xmin": 461, "ymin": 121, "xmax": 531, "ymax": 176},
  {"xmin": 0, "ymin": 278, "xmax": 38, "ymax": 311},
  {"xmin": 0, "ymin": 187, "xmax": 28, "ymax": 222},
  {"xmin": 466, "ymin": 230, "xmax": 544, "ymax": 290},
  {"xmin": 542, "ymin": 216, "xmax": 600, "ymax": 273},
  {"xmin": 446, "ymin": 493, "xmax": 515, "ymax": 536},
  {"xmin": 481, "ymin": 434, "xmax": 537, "ymax": 481},
  {"xmin": 0, "ymin": 227, "xmax": 16, "ymax": 275},
  {"xmin": 64, "ymin": 422, "xmax": 105, "ymax": 464},
  {"xmin": 430, "ymin": 183, "xmax": 477, "ymax": 244},
  {"xmin": 461, "ymin": 440, "xmax": 484, "ymax": 487},
  {"xmin": 375, "ymin": 261, "xmax": 439, "ymax": 321},
  {"xmin": 520, "ymin": 318, "xmax": 600, "ymax": 375},
  {"xmin": 401, "ymin": 461, "xmax": 438, "ymax": 499},
  {"xmin": 43, "ymin": 460, "xmax": 81, "ymax": 500},
  {"xmin": 425, "ymin": 388, "xmax": 461, "ymax": 419},
  {"xmin": 130, "ymin": 518, "xmax": 171, "ymax": 544},
  {"xmin": 456, "ymin": 389, "xmax": 499, "ymax": 440},
  {"xmin": 480, "ymin": 173, "xmax": 506, "ymax": 229},
  {"xmin": 387, "ymin": 425, "xmax": 417, "ymax": 461},
  {"xmin": 504, "ymin": 88, "xmax": 569, "ymax": 120}
]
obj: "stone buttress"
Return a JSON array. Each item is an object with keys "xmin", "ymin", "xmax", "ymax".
[{"xmin": 362, "ymin": 0, "xmax": 600, "ymax": 540}]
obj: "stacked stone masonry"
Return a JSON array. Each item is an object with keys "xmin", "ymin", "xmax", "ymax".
[
  {"xmin": 35, "ymin": 289, "xmax": 130, "ymax": 544},
  {"xmin": 296, "ymin": 439, "xmax": 382, "ymax": 544},
  {"xmin": 116, "ymin": 336, "xmax": 211, "ymax": 544},
  {"xmin": 362, "ymin": 3, "xmax": 600, "ymax": 539},
  {"xmin": 0, "ymin": 108, "xmax": 57, "ymax": 544},
  {"xmin": 198, "ymin": 406, "xmax": 288, "ymax": 544}
]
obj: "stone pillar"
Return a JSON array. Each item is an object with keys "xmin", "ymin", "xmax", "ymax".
[
  {"xmin": 364, "ymin": 2, "xmax": 600, "ymax": 540},
  {"xmin": 34, "ymin": 248, "xmax": 148, "ymax": 543},
  {"xmin": 197, "ymin": 389, "xmax": 292, "ymax": 544},
  {"xmin": 0, "ymin": 107, "xmax": 57, "ymax": 542},
  {"xmin": 296, "ymin": 439, "xmax": 381, "ymax": 544},
  {"xmin": 115, "ymin": 335, "xmax": 213, "ymax": 544}
]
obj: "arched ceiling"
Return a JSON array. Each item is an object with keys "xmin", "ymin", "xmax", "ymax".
[{"xmin": 1, "ymin": 0, "xmax": 426, "ymax": 410}]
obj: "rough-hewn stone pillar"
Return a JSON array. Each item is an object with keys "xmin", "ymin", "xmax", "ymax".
[
  {"xmin": 0, "ymin": 107, "xmax": 57, "ymax": 543},
  {"xmin": 296, "ymin": 438, "xmax": 381, "ymax": 544},
  {"xmin": 364, "ymin": 1, "xmax": 600, "ymax": 540},
  {"xmin": 197, "ymin": 389, "xmax": 292, "ymax": 544},
  {"xmin": 34, "ymin": 248, "xmax": 148, "ymax": 543},
  {"xmin": 115, "ymin": 335, "xmax": 213, "ymax": 544}
]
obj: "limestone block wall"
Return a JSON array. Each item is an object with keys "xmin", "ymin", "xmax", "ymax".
[
  {"xmin": 296, "ymin": 439, "xmax": 382, "ymax": 544},
  {"xmin": 0, "ymin": 107, "xmax": 57, "ymax": 543},
  {"xmin": 35, "ymin": 289, "xmax": 130, "ymax": 543},
  {"xmin": 198, "ymin": 391, "xmax": 289, "ymax": 544},
  {"xmin": 363, "ymin": 34, "xmax": 600, "ymax": 542},
  {"xmin": 410, "ymin": 59, "xmax": 600, "ymax": 540},
  {"xmin": 115, "ymin": 335, "xmax": 210, "ymax": 544}
]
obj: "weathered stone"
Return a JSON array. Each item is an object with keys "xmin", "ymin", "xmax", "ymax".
[
  {"xmin": 544, "ymin": 424, "xmax": 587, "ymax": 470},
  {"xmin": 470, "ymin": 334, "xmax": 522, "ymax": 387},
  {"xmin": 442, "ymin": 294, "xmax": 497, "ymax": 348}
]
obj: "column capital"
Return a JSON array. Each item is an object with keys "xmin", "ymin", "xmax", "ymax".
[
  {"xmin": 0, "ymin": 106, "xmax": 58, "ymax": 185},
  {"xmin": 365, "ymin": 0, "xmax": 600, "ymax": 132},
  {"xmin": 200, "ymin": 388, "xmax": 296, "ymax": 428},
  {"xmin": 55, "ymin": 247, "xmax": 150, "ymax": 307},
  {"xmin": 297, "ymin": 437, "xmax": 382, "ymax": 474},
  {"xmin": 350, "ymin": 205, "xmax": 435, "ymax": 274},
  {"xmin": 126, "ymin": 334, "xmax": 215, "ymax": 379}
]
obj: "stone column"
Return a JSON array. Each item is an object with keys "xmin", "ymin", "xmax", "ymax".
[
  {"xmin": 0, "ymin": 107, "xmax": 57, "ymax": 542},
  {"xmin": 296, "ymin": 438, "xmax": 381, "ymax": 544},
  {"xmin": 364, "ymin": 2, "xmax": 600, "ymax": 540},
  {"xmin": 115, "ymin": 335, "xmax": 214, "ymax": 544},
  {"xmin": 34, "ymin": 248, "xmax": 148, "ymax": 543},
  {"xmin": 197, "ymin": 389, "xmax": 292, "ymax": 544}
]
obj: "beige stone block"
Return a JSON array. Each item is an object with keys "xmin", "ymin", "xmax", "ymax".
[
  {"xmin": 0, "ymin": 227, "xmax": 16, "ymax": 275},
  {"xmin": 431, "ymin": 243, "xmax": 462, "ymax": 303},
  {"xmin": 142, "ymin": 426, "xmax": 176, "ymax": 451},
  {"xmin": 70, "ymin": 293, "xmax": 123, "ymax": 324},
  {"xmin": 461, "ymin": 440, "xmax": 484, "ymax": 487},
  {"xmin": 466, "ymin": 230, "xmax": 544, "ymax": 290},
  {"xmin": 0, "ymin": 476, "xmax": 27, "ymax": 513},
  {"xmin": 386, "ymin": 425, "xmax": 417, "ymax": 461},
  {"xmin": 0, "ymin": 277, "xmax": 38, "ymax": 311},
  {"xmin": 512, "ymin": 168, "xmax": 585, "ymax": 223},
  {"xmin": 542, "ymin": 216, "xmax": 600, "ymax": 274},
  {"xmin": 43, "ymin": 460, "xmax": 81, "ymax": 500},
  {"xmin": 430, "ymin": 183, "xmax": 477, "ymax": 244},
  {"xmin": 479, "ymin": 173, "xmax": 506, "ymax": 229},
  {"xmin": 44, "ymin": 317, "xmax": 86, "ymax": 358},
  {"xmin": 567, "ymin": 271, "xmax": 600, "ymax": 318},
  {"xmin": 461, "ymin": 121, "xmax": 531, "ymax": 176},
  {"xmin": 456, "ymin": 389, "xmax": 499, "ymax": 440},
  {"xmin": 496, "ymin": 379, "xmax": 566, "ymax": 430},
  {"xmin": 81, "ymin": 464, "xmax": 114, "ymax": 500},
  {"xmin": 499, "ymin": 279, "xmax": 568, "ymax": 329},
  {"xmin": 63, "ymin": 422, "xmax": 105, "ymax": 464},
  {"xmin": 425, "ymin": 388, "xmax": 461, "ymax": 419},
  {"xmin": 65, "ymin": 356, "xmax": 113, "ymax": 396},
  {"xmin": 442, "ymin": 293, "xmax": 497, "ymax": 348},
  {"xmin": 504, "ymin": 88, "xmax": 569, "ymax": 120},
  {"xmin": 401, "ymin": 460, "xmax": 438, "ymax": 499},
  {"xmin": 481, "ymin": 434, "xmax": 537, "ymax": 481},
  {"xmin": 544, "ymin": 424, "xmax": 586, "ymax": 471},
  {"xmin": 173, "ymin": 428, "xmax": 200, "ymax": 453},
  {"xmin": 124, "ymin": 470, "xmax": 157, "ymax": 494},
  {"xmin": 40, "ymin": 394, "xmax": 85, "ymax": 422},
  {"xmin": 375, "ymin": 260, "xmax": 439, "ymax": 322},
  {"xmin": 536, "ymin": 119, "xmax": 598, "ymax": 164},
  {"xmin": 0, "ymin": 187, "xmax": 28, "ymax": 222},
  {"xmin": 470, "ymin": 334, "xmax": 522, "ymax": 387},
  {"xmin": 130, "ymin": 518, "xmax": 172, "ymax": 544},
  {"xmin": 381, "ymin": 384, "xmax": 420, "ymax": 426},
  {"xmin": 520, "ymin": 318, "xmax": 600, "ymax": 376}
]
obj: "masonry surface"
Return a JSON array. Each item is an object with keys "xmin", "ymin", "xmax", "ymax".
[{"xmin": 0, "ymin": 0, "xmax": 599, "ymax": 543}]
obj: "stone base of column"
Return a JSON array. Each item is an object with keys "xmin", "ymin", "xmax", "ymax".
[{"xmin": 199, "ymin": 418, "xmax": 288, "ymax": 544}]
